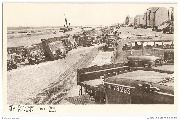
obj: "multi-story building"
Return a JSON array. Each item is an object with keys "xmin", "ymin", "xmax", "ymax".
[
  {"xmin": 145, "ymin": 7, "xmax": 169, "ymax": 30},
  {"xmin": 134, "ymin": 15, "xmax": 146, "ymax": 28},
  {"xmin": 129, "ymin": 17, "xmax": 134, "ymax": 26}
]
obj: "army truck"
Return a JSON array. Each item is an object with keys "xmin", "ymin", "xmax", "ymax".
[
  {"xmin": 77, "ymin": 63, "xmax": 174, "ymax": 104},
  {"xmin": 41, "ymin": 39, "xmax": 67, "ymax": 60},
  {"xmin": 127, "ymin": 55, "xmax": 162, "ymax": 68},
  {"xmin": 25, "ymin": 44, "xmax": 45, "ymax": 65},
  {"xmin": 7, "ymin": 54, "xmax": 17, "ymax": 71}
]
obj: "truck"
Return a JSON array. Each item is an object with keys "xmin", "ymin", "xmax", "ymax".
[
  {"xmin": 25, "ymin": 45, "xmax": 45, "ymax": 65},
  {"xmin": 127, "ymin": 55, "xmax": 162, "ymax": 68},
  {"xmin": 76, "ymin": 63, "xmax": 174, "ymax": 104},
  {"xmin": 104, "ymin": 68, "xmax": 174, "ymax": 104},
  {"xmin": 7, "ymin": 54, "xmax": 17, "ymax": 70},
  {"xmin": 41, "ymin": 39, "xmax": 67, "ymax": 60},
  {"xmin": 83, "ymin": 35, "xmax": 93, "ymax": 47},
  {"xmin": 103, "ymin": 34, "xmax": 115, "ymax": 51}
]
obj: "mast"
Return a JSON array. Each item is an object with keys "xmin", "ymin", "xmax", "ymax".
[
  {"xmin": 64, "ymin": 14, "xmax": 68, "ymax": 28},
  {"xmin": 64, "ymin": 14, "xmax": 71, "ymax": 28}
]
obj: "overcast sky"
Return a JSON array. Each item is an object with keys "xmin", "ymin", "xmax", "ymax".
[{"xmin": 4, "ymin": 3, "xmax": 172, "ymax": 27}]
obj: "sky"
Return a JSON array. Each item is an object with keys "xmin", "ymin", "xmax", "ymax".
[{"xmin": 3, "ymin": 3, "xmax": 173, "ymax": 27}]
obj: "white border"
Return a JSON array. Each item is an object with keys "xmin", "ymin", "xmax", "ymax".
[{"xmin": 1, "ymin": 0, "xmax": 179, "ymax": 120}]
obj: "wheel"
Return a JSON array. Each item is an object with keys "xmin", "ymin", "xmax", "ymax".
[
  {"xmin": 22, "ymin": 58, "xmax": 25, "ymax": 62},
  {"xmin": 163, "ymin": 29, "xmax": 166, "ymax": 33},
  {"xmin": 29, "ymin": 59, "xmax": 35, "ymax": 65},
  {"xmin": 148, "ymin": 64, "xmax": 152, "ymax": 68},
  {"xmin": 7, "ymin": 66, "xmax": 12, "ymax": 70},
  {"xmin": 12, "ymin": 64, "xmax": 17, "ymax": 69},
  {"xmin": 35, "ymin": 60, "xmax": 39, "ymax": 64},
  {"xmin": 55, "ymin": 56, "xmax": 59, "ymax": 60}
]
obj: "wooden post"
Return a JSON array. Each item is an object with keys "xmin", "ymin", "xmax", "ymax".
[
  {"xmin": 80, "ymin": 86, "xmax": 83, "ymax": 95},
  {"xmin": 141, "ymin": 42, "xmax": 144, "ymax": 55},
  {"xmin": 162, "ymin": 42, "xmax": 164, "ymax": 48},
  {"xmin": 79, "ymin": 86, "xmax": 83, "ymax": 95}
]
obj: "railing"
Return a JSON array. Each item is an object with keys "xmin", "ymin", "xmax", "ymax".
[{"xmin": 77, "ymin": 63, "xmax": 130, "ymax": 84}]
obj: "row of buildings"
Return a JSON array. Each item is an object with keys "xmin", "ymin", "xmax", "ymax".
[{"xmin": 133, "ymin": 7, "xmax": 174, "ymax": 30}]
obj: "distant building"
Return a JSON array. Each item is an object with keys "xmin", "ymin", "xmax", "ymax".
[
  {"xmin": 169, "ymin": 7, "xmax": 174, "ymax": 22},
  {"xmin": 128, "ymin": 17, "xmax": 134, "ymax": 26},
  {"xmin": 145, "ymin": 7, "xmax": 169, "ymax": 30},
  {"xmin": 134, "ymin": 15, "xmax": 145, "ymax": 28}
]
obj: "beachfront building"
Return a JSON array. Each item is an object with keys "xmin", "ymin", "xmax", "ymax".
[
  {"xmin": 146, "ymin": 7, "xmax": 169, "ymax": 30},
  {"xmin": 128, "ymin": 17, "xmax": 134, "ymax": 27},
  {"xmin": 134, "ymin": 15, "xmax": 146, "ymax": 28}
]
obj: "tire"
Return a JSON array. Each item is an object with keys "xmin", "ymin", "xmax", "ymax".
[
  {"xmin": 163, "ymin": 30, "xmax": 166, "ymax": 33},
  {"xmin": 55, "ymin": 56, "xmax": 59, "ymax": 60},
  {"xmin": 22, "ymin": 59, "xmax": 25, "ymax": 62},
  {"xmin": 7, "ymin": 66, "xmax": 12, "ymax": 70},
  {"xmin": 28, "ymin": 59, "xmax": 32, "ymax": 64},
  {"xmin": 32, "ymin": 61, "xmax": 35, "ymax": 65},
  {"xmin": 35, "ymin": 60, "xmax": 39, "ymax": 64},
  {"xmin": 148, "ymin": 64, "xmax": 152, "ymax": 68},
  {"xmin": 29, "ymin": 59, "xmax": 35, "ymax": 65},
  {"xmin": 12, "ymin": 64, "xmax": 17, "ymax": 69}
]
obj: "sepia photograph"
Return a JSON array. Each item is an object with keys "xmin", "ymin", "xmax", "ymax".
[{"xmin": 2, "ymin": 2, "xmax": 178, "ymax": 116}]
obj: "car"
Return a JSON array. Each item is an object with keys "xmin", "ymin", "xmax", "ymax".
[{"xmin": 127, "ymin": 55, "xmax": 162, "ymax": 68}]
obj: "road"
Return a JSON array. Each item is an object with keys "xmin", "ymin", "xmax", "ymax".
[
  {"xmin": 88, "ymin": 51, "xmax": 113, "ymax": 67},
  {"xmin": 7, "ymin": 45, "xmax": 99, "ymax": 105}
]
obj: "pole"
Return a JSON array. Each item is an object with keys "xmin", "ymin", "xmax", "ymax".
[{"xmin": 142, "ymin": 42, "xmax": 144, "ymax": 55}]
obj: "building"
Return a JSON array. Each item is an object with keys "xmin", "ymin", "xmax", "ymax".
[
  {"xmin": 134, "ymin": 15, "xmax": 146, "ymax": 28},
  {"xmin": 129, "ymin": 17, "xmax": 134, "ymax": 26},
  {"xmin": 145, "ymin": 7, "xmax": 169, "ymax": 30}
]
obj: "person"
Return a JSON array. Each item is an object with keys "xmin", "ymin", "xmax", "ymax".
[
  {"xmin": 115, "ymin": 41, "xmax": 118, "ymax": 47},
  {"xmin": 130, "ymin": 50, "xmax": 133, "ymax": 55},
  {"xmin": 135, "ymin": 42, "xmax": 139, "ymax": 49},
  {"xmin": 114, "ymin": 30, "xmax": 117, "ymax": 35},
  {"xmin": 61, "ymin": 48, "xmax": 66, "ymax": 59}
]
